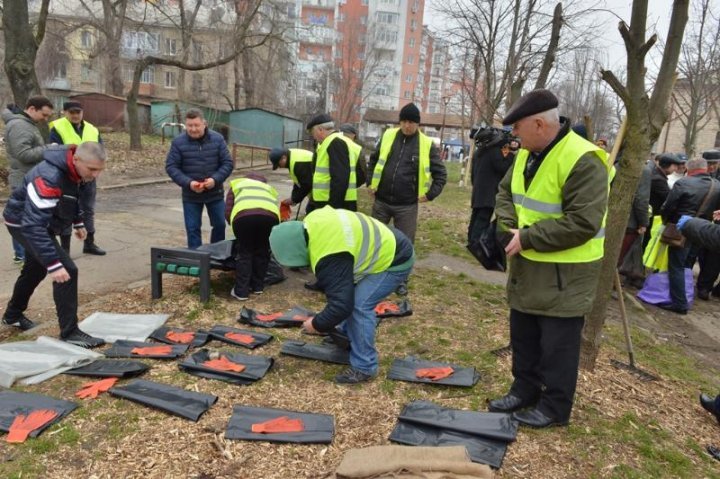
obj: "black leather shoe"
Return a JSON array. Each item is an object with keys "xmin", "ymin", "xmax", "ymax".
[
  {"xmin": 83, "ymin": 242, "xmax": 106, "ymax": 255},
  {"xmin": 698, "ymin": 289, "xmax": 710, "ymax": 301},
  {"xmin": 2, "ymin": 314, "xmax": 36, "ymax": 331},
  {"xmin": 304, "ymin": 280, "xmax": 322, "ymax": 292},
  {"xmin": 658, "ymin": 303, "xmax": 687, "ymax": 315},
  {"xmin": 488, "ymin": 394, "xmax": 532, "ymax": 413},
  {"xmin": 512, "ymin": 408, "xmax": 568, "ymax": 428},
  {"xmin": 700, "ymin": 393, "xmax": 720, "ymax": 421}
]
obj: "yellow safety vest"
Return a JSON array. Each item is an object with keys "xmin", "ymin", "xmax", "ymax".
[
  {"xmin": 370, "ymin": 127, "xmax": 433, "ymax": 196},
  {"xmin": 312, "ymin": 132, "xmax": 358, "ymax": 202},
  {"xmin": 510, "ymin": 130, "xmax": 608, "ymax": 263},
  {"xmin": 305, "ymin": 206, "xmax": 396, "ymax": 281},
  {"xmin": 288, "ymin": 148, "xmax": 313, "ymax": 186},
  {"xmin": 229, "ymin": 178, "xmax": 280, "ymax": 223},
  {"xmin": 50, "ymin": 118, "xmax": 99, "ymax": 144}
]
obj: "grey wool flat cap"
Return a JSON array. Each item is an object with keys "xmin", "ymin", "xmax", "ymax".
[{"xmin": 502, "ymin": 89, "xmax": 559, "ymax": 126}]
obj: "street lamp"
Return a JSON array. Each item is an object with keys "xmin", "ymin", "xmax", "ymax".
[{"xmin": 439, "ymin": 95, "xmax": 451, "ymax": 159}]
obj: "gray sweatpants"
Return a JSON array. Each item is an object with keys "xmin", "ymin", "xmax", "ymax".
[{"xmin": 371, "ymin": 198, "xmax": 419, "ymax": 243}]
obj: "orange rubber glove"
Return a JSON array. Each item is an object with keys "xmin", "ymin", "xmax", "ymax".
[
  {"xmin": 251, "ymin": 416, "xmax": 304, "ymax": 434},
  {"xmin": 75, "ymin": 377, "xmax": 119, "ymax": 399},
  {"xmin": 415, "ymin": 367, "xmax": 454, "ymax": 381},
  {"xmin": 224, "ymin": 332, "xmax": 255, "ymax": 344},
  {"xmin": 280, "ymin": 202, "xmax": 292, "ymax": 221},
  {"xmin": 202, "ymin": 356, "xmax": 246, "ymax": 373},
  {"xmin": 7, "ymin": 409, "xmax": 59, "ymax": 443},
  {"xmin": 131, "ymin": 345, "xmax": 173, "ymax": 356},
  {"xmin": 166, "ymin": 330, "xmax": 195, "ymax": 344}
]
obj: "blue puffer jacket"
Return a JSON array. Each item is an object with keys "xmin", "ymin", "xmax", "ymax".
[
  {"xmin": 3, "ymin": 146, "xmax": 86, "ymax": 272},
  {"xmin": 165, "ymin": 129, "xmax": 234, "ymax": 203}
]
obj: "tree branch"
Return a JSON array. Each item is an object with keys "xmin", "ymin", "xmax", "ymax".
[
  {"xmin": 600, "ymin": 69, "xmax": 630, "ymax": 105},
  {"xmin": 34, "ymin": 0, "xmax": 51, "ymax": 46}
]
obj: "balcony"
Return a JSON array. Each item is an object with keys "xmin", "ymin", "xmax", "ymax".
[
  {"xmin": 138, "ymin": 84, "xmax": 155, "ymax": 96},
  {"xmin": 42, "ymin": 77, "xmax": 71, "ymax": 91},
  {"xmin": 298, "ymin": 27, "xmax": 335, "ymax": 45},
  {"xmin": 301, "ymin": 0, "xmax": 334, "ymax": 9}
]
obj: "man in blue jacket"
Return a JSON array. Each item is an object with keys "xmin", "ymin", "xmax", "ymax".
[
  {"xmin": 3, "ymin": 142, "xmax": 106, "ymax": 348},
  {"xmin": 165, "ymin": 109, "xmax": 234, "ymax": 249}
]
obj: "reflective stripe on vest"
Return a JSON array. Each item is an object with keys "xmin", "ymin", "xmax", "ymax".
[
  {"xmin": 510, "ymin": 130, "xmax": 609, "ymax": 263},
  {"xmin": 51, "ymin": 118, "xmax": 99, "ymax": 144},
  {"xmin": 305, "ymin": 206, "xmax": 396, "ymax": 281},
  {"xmin": 312, "ymin": 132, "xmax": 358, "ymax": 202},
  {"xmin": 229, "ymin": 178, "xmax": 280, "ymax": 222},
  {"xmin": 370, "ymin": 127, "xmax": 433, "ymax": 196},
  {"xmin": 288, "ymin": 148, "xmax": 313, "ymax": 186}
]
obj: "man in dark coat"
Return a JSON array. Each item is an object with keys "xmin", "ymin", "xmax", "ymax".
[
  {"xmin": 165, "ymin": 109, "xmax": 233, "ymax": 249},
  {"xmin": 695, "ymin": 150, "xmax": 720, "ymax": 299}
]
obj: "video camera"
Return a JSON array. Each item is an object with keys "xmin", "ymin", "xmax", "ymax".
[{"xmin": 469, "ymin": 124, "xmax": 512, "ymax": 149}]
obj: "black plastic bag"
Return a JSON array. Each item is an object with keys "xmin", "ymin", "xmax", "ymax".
[
  {"xmin": 149, "ymin": 327, "xmax": 210, "ymax": 348},
  {"xmin": 198, "ymin": 241, "xmax": 286, "ymax": 285},
  {"xmin": 0, "ymin": 391, "xmax": 77, "ymax": 439},
  {"xmin": 387, "ymin": 356, "xmax": 480, "ymax": 387},
  {"xmin": 237, "ymin": 306, "xmax": 315, "ymax": 329},
  {"xmin": 109, "ymin": 379, "xmax": 217, "ymax": 421},
  {"xmin": 207, "ymin": 326, "xmax": 273, "ymax": 349},
  {"xmin": 64, "ymin": 359, "xmax": 150, "ymax": 378},
  {"xmin": 619, "ymin": 235, "xmax": 646, "ymax": 280},
  {"xmin": 398, "ymin": 400, "xmax": 517, "ymax": 442},
  {"xmin": 178, "ymin": 349, "xmax": 274, "ymax": 385},
  {"xmin": 280, "ymin": 340, "xmax": 350, "ymax": 365},
  {"xmin": 103, "ymin": 340, "xmax": 189, "ymax": 359},
  {"xmin": 389, "ymin": 421, "xmax": 507, "ymax": 469},
  {"xmin": 467, "ymin": 221, "xmax": 508, "ymax": 272},
  {"xmin": 374, "ymin": 299, "xmax": 413, "ymax": 319},
  {"xmin": 264, "ymin": 256, "xmax": 287, "ymax": 285},
  {"xmin": 225, "ymin": 405, "xmax": 334, "ymax": 444}
]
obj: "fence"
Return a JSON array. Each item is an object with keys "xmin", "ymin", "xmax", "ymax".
[{"xmin": 231, "ymin": 143, "xmax": 272, "ymax": 170}]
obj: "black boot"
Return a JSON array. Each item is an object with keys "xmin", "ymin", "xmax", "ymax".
[
  {"xmin": 83, "ymin": 232, "xmax": 106, "ymax": 256},
  {"xmin": 60, "ymin": 234, "xmax": 72, "ymax": 254}
]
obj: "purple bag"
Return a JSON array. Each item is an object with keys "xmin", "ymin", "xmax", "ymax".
[{"xmin": 637, "ymin": 269, "xmax": 694, "ymax": 306}]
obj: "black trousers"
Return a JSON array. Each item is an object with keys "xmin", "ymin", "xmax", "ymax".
[
  {"xmin": 231, "ymin": 214, "xmax": 279, "ymax": 297},
  {"xmin": 509, "ymin": 309, "xmax": 585, "ymax": 421},
  {"xmin": 468, "ymin": 207, "xmax": 493, "ymax": 245},
  {"xmin": 5, "ymin": 227, "xmax": 79, "ymax": 338},
  {"xmin": 697, "ymin": 248, "xmax": 720, "ymax": 293}
]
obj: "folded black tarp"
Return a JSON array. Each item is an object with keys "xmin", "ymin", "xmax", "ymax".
[
  {"xmin": 0, "ymin": 391, "xmax": 78, "ymax": 439},
  {"xmin": 64, "ymin": 359, "xmax": 150, "ymax": 378},
  {"xmin": 375, "ymin": 299, "xmax": 413, "ymax": 319},
  {"xmin": 389, "ymin": 421, "xmax": 507, "ymax": 469},
  {"xmin": 280, "ymin": 340, "xmax": 350, "ymax": 365},
  {"xmin": 225, "ymin": 405, "xmax": 334, "ymax": 444},
  {"xmin": 108, "ymin": 379, "xmax": 217, "ymax": 421},
  {"xmin": 398, "ymin": 400, "xmax": 517, "ymax": 442},
  {"xmin": 197, "ymin": 241, "xmax": 286, "ymax": 284},
  {"xmin": 103, "ymin": 340, "xmax": 189, "ymax": 359},
  {"xmin": 387, "ymin": 356, "xmax": 481, "ymax": 387},
  {"xmin": 178, "ymin": 349, "xmax": 274, "ymax": 385},
  {"xmin": 237, "ymin": 306, "xmax": 316, "ymax": 328},
  {"xmin": 207, "ymin": 326, "xmax": 273, "ymax": 349},
  {"xmin": 149, "ymin": 327, "xmax": 210, "ymax": 348}
]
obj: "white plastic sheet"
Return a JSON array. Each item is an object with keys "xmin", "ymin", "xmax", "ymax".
[
  {"xmin": 0, "ymin": 336, "xmax": 102, "ymax": 387},
  {"xmin": 78, "ymin": 312, "xmax": 169, "ymax": 343}
]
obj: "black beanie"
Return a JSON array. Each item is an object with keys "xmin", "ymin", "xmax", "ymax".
[{"xmin": 399, "ymin": 103, "xmax": 421, "ymax": 123}]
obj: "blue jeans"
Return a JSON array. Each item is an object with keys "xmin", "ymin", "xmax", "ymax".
[
  {"xmin": 668, "ymin": 244, "xmax": 690, "ymax": 310},
  {"xmin": 182, "ymin": 199, "xmax": 226, "ymax": 249},
  {"xmin": 342, "ymin": 267, "xmax": 412, "ymax": 375},
  {"xmin": 12, "ymin": 237, "xmax": 25, "ymax": 259}
]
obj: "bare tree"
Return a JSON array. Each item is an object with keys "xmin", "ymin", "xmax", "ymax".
[
  {"xmin": 580, "ymin": 0, "xmax": 690, "ymax": 370},
  {"xmin": 671, "ymin": 0, "xmax": 720, "ymax": 157},
  {"xmin": 3, "ymin": 0, "xmax": 51, "ymax": 106}
]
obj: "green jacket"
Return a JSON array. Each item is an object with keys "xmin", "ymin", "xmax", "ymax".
[{"xmin": 494, "ymin": 133, "xmax": 609, "ymax": 317}]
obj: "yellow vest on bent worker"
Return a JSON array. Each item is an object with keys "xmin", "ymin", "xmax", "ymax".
[
  {"xmin": 50, "ymin": 117, "xmax": 100, "ymax": 144},
  {"xmin": 305, "ymin": 206, "xmax": 395, "ymax": 281},
  {"xmin": 370, "ymin": 127, "xmax": 433, "ymax": 196},
  {"xmin": 229, "ymin": 177, "xmax": 280, "ymax": 223},
  {"xmin": 288, "ymin": 148, "xmax": 313, "ymax": 186},
  {"xmin": 510, "ymin": 130, "xmax": 608, "ymax": 263},
  {"xmin": 312, "ymin": 132, "xmax": 358, "ymax": 202}
]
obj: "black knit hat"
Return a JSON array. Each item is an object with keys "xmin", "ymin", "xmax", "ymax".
[
  {"xmin": 63, "ymin": 101, "xmax": 83, "ymax": 111},
  {"xmin": 268, "ymin": 147, "xmax": 289, "ymax": 170},
  {"xmin": 399, "ymin": 103, "xmax": 421, "ymax": 123},
  {"xmin": 306, "ymin": 113, "xmax": 334, "ymax": 131},
  {"xmin": 502, "ymin": 89, "xmax": 559, "ymax": 126},
  {"xmin": 702, "ymin": 150, "xmax": 720, "ymax": 161}
]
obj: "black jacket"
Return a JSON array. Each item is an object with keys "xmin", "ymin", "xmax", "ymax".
[
  {"xmin": 289, "ymin": 158, "xmax": 313, "ymax": 205},
  {"xmin": 368, "ymin": 131, "xmax": 446, "ymax": 206},
  {"xmin": 312, "ymin": 136, "xmax": 356, "ymax": 211},
  {"xmin": 683, "ymin": 218, "xmax": 720, "ymax": 250},
  {"xmin": 471, "ymin": 144, "xmax": 513, "ymax": 209},
  {"xmin": 649, "ymin": 164, "xmax": 671, "ymax": 216},
  {"xmin": 626, "ymin": 160, "xmax": 652, "ymax": 230},
  {"xmin": 661, "ymin": 173, "xmax": 720, "ymax": 223}
]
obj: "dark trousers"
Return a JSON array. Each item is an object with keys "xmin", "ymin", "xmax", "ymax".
[
  {"xmin": 232, "ymin": 214, "xmax": 279, "ymax": 297},
  {"xmin": 618, "ymin": 230, "xmax": 638, "ymax": 266},
  {"xmin": 668, "ymin": 244, "xmax": 691, "ymax": 309},
  {"xmin": 468, "ymin": 207, "xmax": 493, "ymax": 244},
  {"xmin": 509, "ymin": 309, "xmax": 585, "ymax": 421},
  {"xmin": 5, "ymin": 227, "xmax": 79, "ymax": 338},
  {"xmin": 697, "ymin": 249, "xmax": 720, "ymax": 293},
  {"xmin": 371, "ymin": 198, "xmax": 419, "ymax": 243}
]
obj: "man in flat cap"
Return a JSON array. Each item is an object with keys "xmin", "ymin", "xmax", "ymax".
[
  {"xmin": 49, "ymin": 101, "xmax": 106, "ymax": 256},
  {"xmin": 492, "ymin": 89, "xmax": 609, "ymax": 428},
  {"xmin": 694, "ymin": 150, "xmax": 720, "ymax": 300},
  {"xmin": 268, "ymin": 147, "xmax": 314, "ymax": 211},
  {"xmin": 306, "ymin": 113, "xmax": 359, "ymax": 212},
  {"xmin": 367, "ymin": 103, "xmax": 446, "ymax": 295}
]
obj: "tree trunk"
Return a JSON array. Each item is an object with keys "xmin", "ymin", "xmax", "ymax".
[
  {"xmin": 242, "ymin": 49, "xmax": 255, "ymax": 107},
  {"xmin": 3, "ymin": 0, "xmax": 42, "ymax": 106},
  {"xmin": 127, "ymin": 64, "xmax": 145, "ymax": 151},
  {"xmin": 105, "ymin": 44, "xmax": 125, "ymax": 96},
  {"xmin": 233, "ymin": 57, "xmax": 242, "ymax": 109}
]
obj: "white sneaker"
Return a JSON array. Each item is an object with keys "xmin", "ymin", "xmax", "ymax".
[{"xmin": 230, "ymin": 289, "xmax": 248, "ymax": 301}]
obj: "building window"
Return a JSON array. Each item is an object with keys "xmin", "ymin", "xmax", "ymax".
[
  {"xmin": 406, "ymin": 74, "xmax": 412, "ymax": 83},
  {"xmin": 192, "ymin": 42, "xmax": 203, "ymax": 64},
  {"xmin": 362, "ymin": 0, "xmax": 368, "ymax": 4},
  {"xmin": 192, "ymin": 74, "xmax": 202, "ymax": 94},
  {"xmin": 338, "ymin": 13, "xmax": 345, "ymax": 22},
  {"xmin": 376, "ymin": 12, "xmax": 399, "ymax": 24},
  {"xmin": 165, "ymin": 71, "xmax": 176, "ymax": 88},
  {"xmin": 407, "ymin": 55, "xmax": 414, "ymax": 64},
  {"xmin": 376, "ymin": 29, "xmax": 398, "ymax": 43},
  {"xmin": 165, "ymin": 38, "xmax": 177, "ymax": 56},
  {"xmin": 404, "ymin": 91, "xmax": 411, "ymax": 99},
  {"xmin": 81, "ymin": 63, "xmax": 94, "ymax": 82},
  {"xmin": 141, "ymin": 66, "xmax": 154, "ymax": 84},
  {"xmin": 81, "ymin": 31, "xmax": 93, "ymax": 49},
  {"xmin": 55, "ymin": 62, "xmax": 67, "ymax": 79},
  {"xmin": 409, "ymin": 37, "xmax": 415, "ymax": 47},
  {"xmin": 410, "ymin": 19, "xmax": 417, "ymax": 30},
  {"xmin": 360, "ymin": 15, "xmax": 367, "ymax": 25}
]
